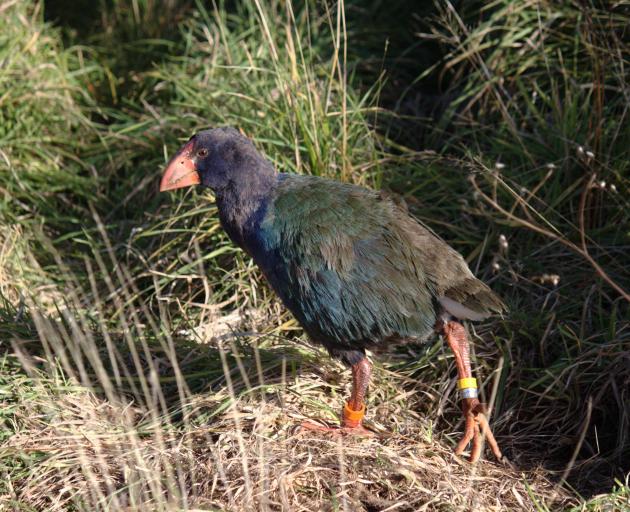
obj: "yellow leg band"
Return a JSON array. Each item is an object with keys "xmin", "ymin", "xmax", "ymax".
[{"xmin": 457, "ymin": 377, "xmax": 478, "ymax": 390}]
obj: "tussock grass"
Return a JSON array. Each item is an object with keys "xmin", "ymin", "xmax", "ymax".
[
  {"xmin": 0, "ymin": 1, "xmax": 100, "ymax": 230},
  {"xmin": 1, "ymin": 0, "xmax": 629, "ymax": 510}
]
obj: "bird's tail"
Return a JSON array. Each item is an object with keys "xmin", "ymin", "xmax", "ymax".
[{"xmin": 439, "ymin": 278, "xmax": 506, "ymax": 321}]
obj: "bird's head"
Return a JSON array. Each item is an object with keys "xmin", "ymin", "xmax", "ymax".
[{"xmin": 160, "ymin": 127, "xmax": 270, "ymax": 193}]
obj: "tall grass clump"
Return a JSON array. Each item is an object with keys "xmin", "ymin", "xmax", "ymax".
[
  {"xmin": 0, "ymin": 2, "xmax": 101, "ymax": 231},
  {"xmin": 0, "ymin": 0, "xmax": 107, "ymax": 307}
]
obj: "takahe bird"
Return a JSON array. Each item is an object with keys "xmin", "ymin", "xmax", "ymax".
[{"xmin": 160, "ymin": 127, "xmax": 505, "ymax": 462}]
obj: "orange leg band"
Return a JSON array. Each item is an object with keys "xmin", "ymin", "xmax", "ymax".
[{"xmin": 342, "ymin": 358, "xmax": 372, "ymax": 428}]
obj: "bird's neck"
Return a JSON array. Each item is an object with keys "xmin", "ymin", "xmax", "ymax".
[{"xmin": 215, "ymin": 173, "xmax": 276, "ymax": 248}]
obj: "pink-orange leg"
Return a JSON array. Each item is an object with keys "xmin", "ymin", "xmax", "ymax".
[
  {"xmin": 443, "ymin": 320, "xmax": 502, "ymax": 462},
  {"xmin": 300, "ymin": 357, "xmax": 373, "ymax": 436}
]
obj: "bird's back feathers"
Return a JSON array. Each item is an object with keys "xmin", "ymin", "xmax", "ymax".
[{"xmin": 240, "ymin": 174, "xmax": 505, "ymax": 356}]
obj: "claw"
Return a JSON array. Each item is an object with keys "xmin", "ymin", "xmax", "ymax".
[{"xmin": 455, "ymin": 398, "xmax": 502, "ymax": 463}]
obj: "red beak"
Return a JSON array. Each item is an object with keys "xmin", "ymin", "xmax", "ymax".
[{"xmin": 159, "ymin": 140, "xmax": 201, "ymax": 192}]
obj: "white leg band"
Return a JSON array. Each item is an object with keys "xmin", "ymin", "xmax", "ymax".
[{"xmin": 460, "ymin": 387, "xmax": 478, "ymax": 399}]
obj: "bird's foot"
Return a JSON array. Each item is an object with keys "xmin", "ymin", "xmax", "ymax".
[
  {"xmin": 298, "ymin": 401, "xmax": 374, "ymax": 437},
  {"xmin": 455, "ymin": 398, "xmax": 502, "ymax": 463},
  {"xmin": 298, "ymin": 420, "xmax": 375, "ymax": 437}
]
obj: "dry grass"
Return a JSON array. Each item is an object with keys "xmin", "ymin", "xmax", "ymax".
[
  {"xmin": 5, "ymin": 308, "xmax": 575, "ymax": 511},
  {"xmin": 7, "ymin": 391, "xmax": 574, "ymax": 511},
  {"xmin": 0, "ymin": 229, "xmax": 574, "ymax": 511}
]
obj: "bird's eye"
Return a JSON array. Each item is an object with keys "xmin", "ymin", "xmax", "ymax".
[{"xmin": 197, "ymin": 148, "xmax": 208, "ymax": 157}]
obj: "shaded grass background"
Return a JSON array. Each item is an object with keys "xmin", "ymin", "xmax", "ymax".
[{"xmin": 1, "ymin": 0, "xmax": 629, "ymax": 510}]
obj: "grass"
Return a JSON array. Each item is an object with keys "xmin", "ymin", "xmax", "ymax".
[{"xmin": 1, "ymin": 0, "xmax": 629, "ymax": 510}]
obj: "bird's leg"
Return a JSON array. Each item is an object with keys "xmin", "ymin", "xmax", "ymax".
[
  {"xmin": 442, "ymin": 320, "xmax": 502, "ymax": 462},
  {"xmin": 343, "ymin": 357, "xmax": 372, "ymax": 428},
  {"xmin": 299, "ymin": 357, "xmax": 373, "ymax": 436}
]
